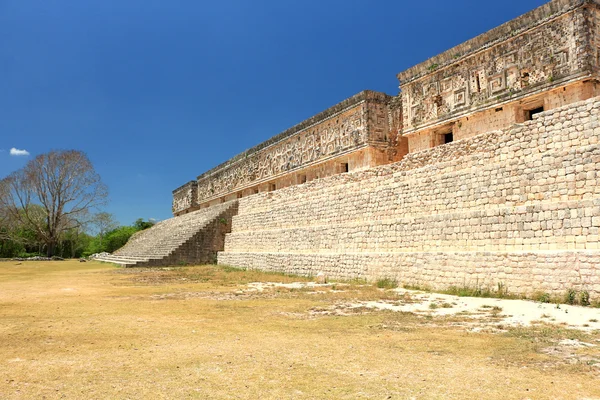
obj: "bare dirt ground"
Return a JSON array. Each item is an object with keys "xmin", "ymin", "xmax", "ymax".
[{"xmin": 0, "ymin": 261, "xmax": 599, "ymax": 399}]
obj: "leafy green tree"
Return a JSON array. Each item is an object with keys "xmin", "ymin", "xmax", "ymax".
[
  {"xmin": 104, "ymin": 226, "xmax": 139, "ymax": 253},
  {"xmin": 133, "ymin": 218, "xmax": 155, "ymax": 231},
  {"xmin": 82, "ymin": 217, "xmax": 158, "ymax": 256},
  {"xmin": 59, "ymin": 227, "xmax": 92, "ymax": 258}
]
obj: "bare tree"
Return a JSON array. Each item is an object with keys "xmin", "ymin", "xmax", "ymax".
[
  {"xmin": 0, "ymin": 150, "xmax": 108, "ymax": 256},
  {"xmin": 91, "ymin": 212, "xmax": 119, "ymax": 247}
]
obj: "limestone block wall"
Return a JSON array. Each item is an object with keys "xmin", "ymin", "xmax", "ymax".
[{"xmin": 219, "ymin": 96, "xmax": 600, "ymax": 299}]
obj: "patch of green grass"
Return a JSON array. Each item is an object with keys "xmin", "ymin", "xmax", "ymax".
[
  {"xmin": 376, "ymin": 278, "xmax": 398, "ymax": 289},
  {"xmin": 504, "ymin": 325, "xmax": 588, "ymax": 344},
  {"xmin": 345, "ymin": 277, "xmax": 369, "ymax": 285},
  {"xmin": 444, "ymin": 285, "xmax": 494, "ymax": 298},
  {"xmin": 429, "ymin": 303, "xmax": 438, "ymax": 310},
  {"xmin": 442, "ymin": 282, "xmax": 518, "ymax": 300},
  {"xmin": 219, "ymin": 264, "xmax": 245, "ymax": 273}
]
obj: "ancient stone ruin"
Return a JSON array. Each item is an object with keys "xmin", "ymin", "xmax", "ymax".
[{"xmin": 98, "ymin": 0, "xmax": 600, "ymax": 300}]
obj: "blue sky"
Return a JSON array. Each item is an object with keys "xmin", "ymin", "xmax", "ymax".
[{"xmin": 0, "ymin": 0, "xmax": 547, "ymax": 226}]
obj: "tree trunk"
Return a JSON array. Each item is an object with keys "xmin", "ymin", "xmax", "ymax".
[{"xmin": 47, "ymin": 241, "xmax": 56, "ymax": 257}]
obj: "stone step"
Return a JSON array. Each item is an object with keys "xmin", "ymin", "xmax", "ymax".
[
  {"xmin": 94, "ymin": 257, "xmax": 140, "ymax": 267},
  {"xmin": 106, "ymin": 201, "xmax": 238, "ymax": 266},
  {"xmin": 100, "ymin": 255, "xmax": 151, "ymax": 262}
]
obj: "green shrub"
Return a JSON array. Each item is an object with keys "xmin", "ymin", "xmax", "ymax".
[
  {"xmin": 565, "ymin": 288, "xmax": 577, "ymax": 305},
  {"xmin": 534, "ymin": 292, "xmax": 552, "ymax": 303},
  {"xmin": 579, "ymin": 291, "xmax": 590, "ymax": 307},
  {"xmin": 376, "ymin": 278, "xmax": 398, "ymax": 289}
]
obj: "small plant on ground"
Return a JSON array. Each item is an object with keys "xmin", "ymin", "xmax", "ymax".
[
  {"xmin": 534, "ymin": 292, "xmax": 552, "ymax": 303},
  {"xmin": 565, "ymin": 288, "xmax": 577, "ymax": 305},
  {"xmin": 559, "ymin": 288, "xmax": 592, "ymax": 306},
  {"xmin": 496, "ymin": 282, "xmax": 508, "ymax": 298},
  {"xmin": 429, "ymin": 303, "xmax": 439, "ymax": 310},
  {"xmin": 376, "ymin": 278, "xmax": 398, "ymax": 289},
  {"xmin": 579, "ymin": 291, "xmax": 590, "ymax": 306}
]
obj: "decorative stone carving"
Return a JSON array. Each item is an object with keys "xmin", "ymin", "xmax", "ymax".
[
  {"xmin": 172, "ymin": 181, "xmax": 197, "ymax": 214},
  {"xmin": 191, "ymin": 91, "xmax": 393, "ymax": 206},
  {"xmin": 399, "ymin": 1, "xmax": 592, "ymax": 133}
]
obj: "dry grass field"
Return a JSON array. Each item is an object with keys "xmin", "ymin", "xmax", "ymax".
[{"xmin": 0, "ymin": 260, "xmax": 599, "ymax": 399}]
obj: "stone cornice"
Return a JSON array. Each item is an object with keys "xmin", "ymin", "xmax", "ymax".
[
  {"xmin": 173, "ymin": 180, "xmax": 197, "ymax": 195},
  {"xmin": 194, "ymin": 90, "xmax": 391, "ymax": 182},
  {"xmin": 397, "ymin": 0, "xmax": 596, "ymax": 85}
]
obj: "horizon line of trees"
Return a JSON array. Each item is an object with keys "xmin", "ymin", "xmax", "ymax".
[
  {"xmin": 0, "ymin": 149, "xmax": 156, "ymax": 258},
  {"xmin": 0, "ymin": 215, "xmax": 156, "ymax": 259}
]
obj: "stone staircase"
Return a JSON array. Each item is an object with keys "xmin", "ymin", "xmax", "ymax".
[{"xmin": 95, "ymin": 201, "xmax": 238, "ymax": 267}]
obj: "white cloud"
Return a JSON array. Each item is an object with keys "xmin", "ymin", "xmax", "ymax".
[{"xmin": 10, "ymin": 148, "xmax": 30, "ymax": 156}]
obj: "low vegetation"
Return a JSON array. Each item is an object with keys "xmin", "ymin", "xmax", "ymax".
[
  {"xmin": 0, "ymin": 216, "xmax": 155, "ymax": 259},
  {"xmin": 376, "ymin": 277, "xmax": 398, "ymax": 289},
  {"xmin": 0, "ymin": 261, "xmax": 599, "ymax": 399},
  {"xmin": 407, "ymin": 283, "xmax": 600, "ymax": 308}
]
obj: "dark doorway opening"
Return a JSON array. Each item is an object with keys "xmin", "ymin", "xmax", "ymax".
[
  {"xmin": 526, "ymin": 106, "xmax": 544, "ymax": 121},
  {"xmin": 443, "ymin": 132, "xmax": 454, "ymax": 144}
]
